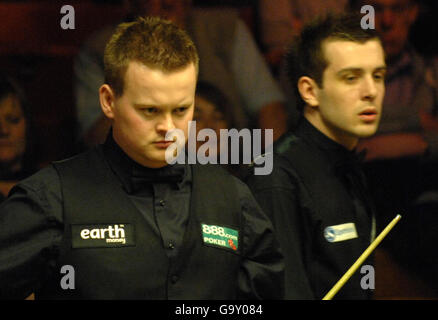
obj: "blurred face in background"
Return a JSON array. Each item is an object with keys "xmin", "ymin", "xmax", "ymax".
[
  {"xmin": 367, "ymin": 0, "xmax": 418, "ymax": 60},
  {"xmin": 193, "ymin": 94, "xmax": 229, "ymax": 157},
  {"xmin": 0, "ymin": 94, "xmax": 26, "ymax": 170}
]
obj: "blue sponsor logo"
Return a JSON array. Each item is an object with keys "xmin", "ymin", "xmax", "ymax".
[{"xmin": 324, "ymin": 227, "xmax": 336, "ymax": 242}]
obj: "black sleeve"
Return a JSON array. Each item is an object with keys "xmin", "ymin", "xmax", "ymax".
[
  {"xmin": 0, "ymin": 166, "xmax": 64, "ymax": 299},
  {"xmin": 233, "ymin": 177, "xmax": 285, "ymax": 300},
  {"xmin": 246, "ymin": 160, "xmax": 315, "ymax": 299}
]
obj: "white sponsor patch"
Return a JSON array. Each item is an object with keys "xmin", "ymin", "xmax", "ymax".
[
  {"xmin": 72, "ymin": 223, "xmax": 134, "ymax": 248},
  {"xmin": 324, "ymin": 223, "xmax": 358, "ymax": 243}
]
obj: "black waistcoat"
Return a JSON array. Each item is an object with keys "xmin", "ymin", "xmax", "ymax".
[
  {"xmin": 37, "ymin": 146, "xmax": 242, "ymax": 299},
  {"xmin": 275, "ymin": 125, "xmax": 374, "ymax": 300}
]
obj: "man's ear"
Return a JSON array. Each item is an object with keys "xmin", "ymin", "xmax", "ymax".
[
  {"xmin": 297, "ymin": 76, "xmax": 319, "ymax": 108},
  {"xmin": 99, "ymin": 84, "xmax": 116, "ymax": 119}
]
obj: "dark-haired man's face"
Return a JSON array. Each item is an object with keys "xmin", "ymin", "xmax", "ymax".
[
  {"xmin": 367, "ymin": 0, "xmax": 418, "ymax": 59},
  {"xmin": 306, "ymin": 39, "xmax": 386, "ymax": 149}
]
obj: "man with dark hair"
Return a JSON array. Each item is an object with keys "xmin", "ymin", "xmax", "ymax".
[
  {"xmin": 247, "ymin": 13, "xmax": 386, "ymax": 299},
  {"xmin": 0, "ymin": 16, "xmax": 284, "ymax": 300}
]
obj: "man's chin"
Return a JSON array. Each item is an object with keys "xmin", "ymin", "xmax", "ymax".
[
  {"xmin": 355, "ymin": 128, "xmax": 379, "ymax": 139},
  {"xmin": 136, "ymin": 152, "xmax": 169, "ymax": 169},
  {"xmin": 140, "ymin": 159, "xmax": 169, "ymax": 169}
]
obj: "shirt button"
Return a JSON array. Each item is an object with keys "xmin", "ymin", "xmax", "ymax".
[
  {"xmin": 159, "ymin": 199, "xmax": 165, "ymax": 206},
  {"xmin": 171, "ymin": 275, "xmax": 178, "ymax": 284},
  {"xmin": 168, "ymin": 242, "xmax": 175, "ymax": 250}
]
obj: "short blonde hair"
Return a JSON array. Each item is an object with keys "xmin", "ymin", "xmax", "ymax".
[{"xmin": 104, "ymin": 16, "xmax": 199, "ymax": 96}]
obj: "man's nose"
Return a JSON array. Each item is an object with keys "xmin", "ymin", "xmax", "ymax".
[
  {"xmin": 361, "ymin": 76, "xmax": 378, "ymax": 101},
  {"xmin": 156, "ymin": 113, "xmax": 176, "ymax": 133}
]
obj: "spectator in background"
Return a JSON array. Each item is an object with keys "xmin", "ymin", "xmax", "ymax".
[
  {"xmin": 75, "ymin": 0, "xmax": 288, "ymax": 147},
  {"xmin": 258, "ymin": 0, "xmax": 347, "ymax": 73},
  {"xmin": 0, "ymin": 74, "xmax": 35, "ymax": 200},
  {"xmin": 349, "ymin": 0, "xmax": 438, "ymax": 217},
  {"xmin": 259, "ymin": 0, "xmax": 348, "ymax": 130},
  {"xmin": 194, "ymin": 81, "xmax": 235, "ymax": 159},
  {"xmin": 351, "ymin": 0, "xmax": 438, "ymax": 293},
  {"xmin": 193, "ymin": 81, "xmax": 245, "ymax": 179}
]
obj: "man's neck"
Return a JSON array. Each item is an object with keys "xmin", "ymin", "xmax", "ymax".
[{"xmin": 304, "ymin": 111, "xmax": 358, "ymax": 151}]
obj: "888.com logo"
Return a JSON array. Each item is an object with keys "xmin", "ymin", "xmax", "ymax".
[{"xmin": 202, "ymin": 224, "xmax": 226, "ymax": 237}]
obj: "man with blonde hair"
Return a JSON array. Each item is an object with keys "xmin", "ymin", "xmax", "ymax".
[{"xmin": 0, "ymin": 16, "xmax": 284, "ymax": 300}]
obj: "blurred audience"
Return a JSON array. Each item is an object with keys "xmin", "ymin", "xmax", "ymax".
[
  {"xmin": 258, "ymin": 0, "xmax": 347, "ymax": 73},
  {"xmin": 193, "ymin": 81, "xmax": 245, "ymax": 178},
  {"xmin": 261, "ymin": 0, "xmax": 349, "ymax": 129},
  {"xmin": 0, "ymin": 73, "xmax": 35, "ymax": 200},
  {"xmin": 350, "ymin": 0, "xmax": 438, "ymax": 292},
  {"xmin": 350, "ymin": 0, "xmax": 438, "ymax": 212},
  {"xmin": 194, "ymin": 81, "xmax": 236, "ymax": 158},
  {"xmin": 75, "ymin": 0, "xmax": 288, "ymax": 148}
]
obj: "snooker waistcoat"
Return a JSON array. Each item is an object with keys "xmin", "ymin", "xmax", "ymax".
[
  {"xmin": 37, "ymin": 147, "xmax": 242, "ymax": 299},
  {"xmin": 275, "ymin": 134, "xmax": 374, "ymax": 299}
]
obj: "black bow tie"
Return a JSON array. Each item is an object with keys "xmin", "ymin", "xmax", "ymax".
[{"xmin": 130, "ymin": 164, "xmax": 186, "ymax": 192}]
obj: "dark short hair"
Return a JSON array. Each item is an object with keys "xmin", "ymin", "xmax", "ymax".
[
  {"xmin": 285, "ymin": 12, "xmax": 381, "ymax": 112},
  {"xmin": 104, "ymin": 16, "xmax": 199, "ymax": 97}
]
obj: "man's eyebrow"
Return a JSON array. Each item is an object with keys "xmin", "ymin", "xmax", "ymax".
[
  {"xmin": 133, "ymin": 103, "xmax": 193, "ymax": 108},
  {"xmin": 175, "ymin": 103, "xmax": 193, "ymax": 108},
  {"xmin": 133, "ymin": 103, "xmax": 156, "ymax": 108},
  {"xmin": 336, "ymin": 68, "xmax": 362, "ymax": 76},
  {"xmin": 337, "ymin": 66, "xmax": 387, "ymax": 76},
  {"xmin": 374, "ymin": 66, "xmax": 387, "ymax": 72}
]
